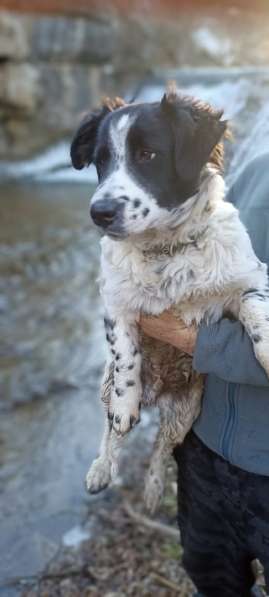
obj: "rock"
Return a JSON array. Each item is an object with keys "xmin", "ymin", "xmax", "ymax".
[
  {"xmin": 0, "ymin": 63, "xmax": 40, "ymax": 112},
  {"xmin": 0, "ymin": 63, "xmax": 101, "ymax": 159},
  {"xmin": 0, "ymin": 11, "xmax": 28, "ymax": 59},
  {"xmin": 59, "ymin": 578, "xmax": 80, "ymax": 597},
  {"xmin": 1, "ymin": 5, "xmax": 269, "ymax": 160},
  {"xmin": 38, "ymin": 63, "xmax": 101, "ymax": 129},
  {"xmin": 192, "ymin": 25, "xmax": 233, "ymax": 66},
  {"xmin": 31, "ymin": 15, "xmax": 117, "ymax": 63}
]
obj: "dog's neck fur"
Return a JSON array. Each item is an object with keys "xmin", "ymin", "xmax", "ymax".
[{"xmin": 121, "ymin": 165, "xmax": 226, "ymax": 258}]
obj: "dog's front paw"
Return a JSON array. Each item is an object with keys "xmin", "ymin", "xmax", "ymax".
[
  {"xmin": 109, "ymin": 389, "xmax": 141, "ymax": 436},
  {"xmin": 85, "ymin": 457, "xmax": 111, "ymax": 494},
  {"xmin": 144, "ymin": 469, "xmax": 165, "ymax": 514}
]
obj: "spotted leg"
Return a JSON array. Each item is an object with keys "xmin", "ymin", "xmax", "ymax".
[
  {"xmin": 144, "ymin": 378, "xmax": 203, "ymax": 513},
  {"xmin": 86, "ymin": 360, "xmax": 125, "ymax": 493},
  {"xmin": 239, "ymin": 287, "xmax": 269, "ymax": 377},
  {"xmin": 105, "ymin": 313, "xmax": 142, "ymax": 436}
]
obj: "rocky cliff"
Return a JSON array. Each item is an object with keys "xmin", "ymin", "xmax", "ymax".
[{"xmin": 1, "ymin": 4, "xmax": 269, "ymax": 159}]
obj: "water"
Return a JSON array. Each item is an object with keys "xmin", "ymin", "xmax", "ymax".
[
  {"xmin": 2, "ymin": 70, "xmax": 269, "ymax": 591},
  {"xmin": 0, "ymin": 183, "xmax": 106, "ymax": 407},
  {"xmin": 0, "ymin": 183, "xmax": 106, "ymax": 590}
]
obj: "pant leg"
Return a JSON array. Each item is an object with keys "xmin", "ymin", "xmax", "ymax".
[
  {"xmin": 174, "ymin": 432, "xmax": 255, "ymax": 597},
  {"xmin": 244, "ymin": 472, "xmax": 269, "ymax": 594}
]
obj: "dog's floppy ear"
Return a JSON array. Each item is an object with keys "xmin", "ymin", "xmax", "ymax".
[
  {"xmin": 161, "ymin": 88, "xmax": 227, "ymax": 182},
  {"xmin": 70, "ymin": 96, "xmax": 126, "ymax": 170},
  {"xmin": 70, "ymin": 106, "xmax": 108, "ymax": 170}
]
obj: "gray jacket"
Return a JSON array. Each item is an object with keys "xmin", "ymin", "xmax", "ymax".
[{"xmin": 193, "ymin": 153, "xmax": 269, "ymax": 475}]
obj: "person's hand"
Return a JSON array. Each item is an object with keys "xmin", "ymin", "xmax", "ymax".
[{"xmin": 139, "ymin": 310, "xmax": 197, "ymax": 355}]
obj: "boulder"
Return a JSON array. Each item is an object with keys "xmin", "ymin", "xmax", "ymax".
[
  {"xmin": 31, "ymin": 15, "xmax": 117, "ymax": 63},
  {"xmin": 0, "ymin": 63, "xmax": 40, "ymax": 112},
  {"xmin": 0, "ymin": 11, "xmax": 28, "ymax": 59}
]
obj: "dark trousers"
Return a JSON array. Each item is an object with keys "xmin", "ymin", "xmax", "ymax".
[{"xmin": 174, "ymin": 432, "xmax": 269, "ymax": 597}]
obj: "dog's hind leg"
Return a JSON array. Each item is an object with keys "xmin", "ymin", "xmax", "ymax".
[
  {"xmin": 86, "ymin": 361, "xmax": 125, "ymax": 494},
  {"xmin": 239, "ymin": 288, "xmax": 269, "ymax": 377},
  {"xmin": 144, "ymin": 399, "xmax": 175, "ymax": 515},
  {"xmin": 144, "ymin": 379, "xmax": 203, "ymax": 513}
]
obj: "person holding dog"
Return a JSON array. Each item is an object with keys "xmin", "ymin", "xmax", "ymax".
[{"xmin": 140, "ymin": 152, "xmax": 269, "ymax": 597}]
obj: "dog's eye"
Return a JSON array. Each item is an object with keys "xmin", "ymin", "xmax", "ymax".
[{"xmin": 136, "ymin": 149, "xmax": 156, "ymax": 163}]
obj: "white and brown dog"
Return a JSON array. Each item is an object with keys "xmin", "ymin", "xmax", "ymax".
[{"xmin": 71, "ymin": 88, "xmax": 269, "ymax": 512}]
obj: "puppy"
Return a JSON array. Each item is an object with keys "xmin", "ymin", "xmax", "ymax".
[{"xmin": 71, "ymin": 88, "xmax": 269, "ymax": 512}]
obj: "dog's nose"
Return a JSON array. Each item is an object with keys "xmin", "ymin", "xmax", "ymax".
[{"xmin": 90, "ymin": 199, "xmax": 120, "ymax": 228}]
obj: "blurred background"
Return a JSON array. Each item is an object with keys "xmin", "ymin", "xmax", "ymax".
[{"xmin": 1, "ymin": 1, "xmax": 269, "ymax": 595}]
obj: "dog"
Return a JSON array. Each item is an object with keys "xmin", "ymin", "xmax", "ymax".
[{"xmin": 71, "ymin": 87, "xmax": 269, "ymax": 513}]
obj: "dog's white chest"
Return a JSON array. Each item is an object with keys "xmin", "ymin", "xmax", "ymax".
[
  {"xmin": 100, "ymin": 236, "xmax": 224, "ymax": 318},
  {"xmin": 100, "ymin": 211, "xmax": 267, "ymax": 322},
  {"xmin": 100, "ymin": 239, "xmax": 171, "ymax": 314}
]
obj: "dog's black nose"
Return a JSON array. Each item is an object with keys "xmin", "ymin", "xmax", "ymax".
[{"xmin": 90, "ymin": 199, "xmax": 120, "ymax": 228}]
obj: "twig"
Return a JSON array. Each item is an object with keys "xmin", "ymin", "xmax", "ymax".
[
  {"xmin": 123, "ymin": 501, "xmax": 179, "ymax": 539},
  {"xmin": 151, "ymin": 571, "xmax": 181, "ymax": 593}
]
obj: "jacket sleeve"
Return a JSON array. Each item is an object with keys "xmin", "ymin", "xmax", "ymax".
[{"xmin": 193, "ymin": 318, "xmax": 269, "ymax": 387}]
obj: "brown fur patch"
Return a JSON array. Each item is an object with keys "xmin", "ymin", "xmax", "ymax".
[{"xmin": 102, "ymin": 96, "xmax": 126, "ymax": 112}]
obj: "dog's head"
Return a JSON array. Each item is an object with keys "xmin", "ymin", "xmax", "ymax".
[{"xmin": 71, "ymin": 88, "xmax": 227, "ymax": 239}]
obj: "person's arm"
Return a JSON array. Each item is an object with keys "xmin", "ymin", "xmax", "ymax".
[
  {"xmin": 139, "ymin": 311, "xmax": 269, "ymax": 387},
  {"xmin": 193, "ymin": 318, "xmax": 269, "ymax": 387}
]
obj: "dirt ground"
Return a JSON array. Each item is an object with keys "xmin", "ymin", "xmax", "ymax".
[
  {"xmin": 9, "ymin": 438, "xmax": 267, "ymax": 597},
  {"xmin": 21, "ymin": 454, "xmax": 194, "ymax": 597}
]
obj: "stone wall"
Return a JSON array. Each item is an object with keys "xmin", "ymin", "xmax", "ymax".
[
  {"xmin": 0, "ymin": 11, "xmax": 117, "ymax": 158},
  {"xmin": 1, "ymin": 5, "xmax": 269, "ymax": 159}
]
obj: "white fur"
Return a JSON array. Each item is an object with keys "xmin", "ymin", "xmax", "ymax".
[{"xmin": 116, "ymin": 113, "xmax": 130, "ymax": 131}]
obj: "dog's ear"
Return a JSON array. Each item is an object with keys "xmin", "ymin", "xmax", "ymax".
[
  {"xmin": 161, "ymin": 89, "xmax": 227, "ymax": 182},
  {"xmin": 70, "ymin": 96, "xmax": 126, "ymax": 170},
  {"xmin": 70, "ymin": 106, "xmax": 108, "ymax": 170}
]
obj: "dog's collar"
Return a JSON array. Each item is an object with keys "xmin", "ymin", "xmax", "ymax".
[{"xmin": 142, "ymin": 228, "xmax": 207, "ymax": 259}]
